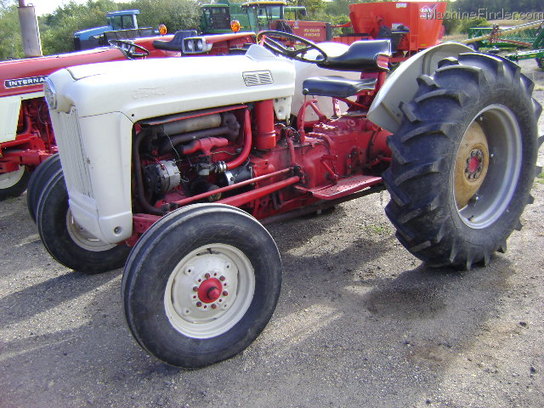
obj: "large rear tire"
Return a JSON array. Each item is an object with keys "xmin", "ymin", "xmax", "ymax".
[
  {"xmin": 36, "ymin": 171, "xmax": 130, "ymax": 273},
  {"xmin": 384, "ymin": 53, "xmax": 541, "ymax": 270},
  {"xmin": 122, "ymin": 204, "xmax": 282, "ymax": 368},
  {"xmin": 26, "ymin": 153, "xmax": 61, "ymax": 222}
]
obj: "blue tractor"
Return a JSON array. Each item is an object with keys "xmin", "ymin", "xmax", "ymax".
[{"xmin": 73, "ymin": 10, "xmax": 155, "ymax": 50}]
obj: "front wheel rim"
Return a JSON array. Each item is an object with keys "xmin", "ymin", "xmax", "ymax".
[
  {"xmin": 0, "ymin": 166, "xmax": 25, "ymax": 189},
  {"xmin": 453, "ymin": 105, "xmax": 522, "ymax": 229},
  {"xmin": 65, "ymin": 209, "xmax": 116, "ymax": 252},
  {"xmin": 164, "ymin": 243, "xmax": 255, "ymax": 339}
]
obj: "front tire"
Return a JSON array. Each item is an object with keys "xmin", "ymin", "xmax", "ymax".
[
  {"xmin": 0, "ymin": 165, "xmax": 30, "ymax": 200},
  {"xmin": 26, "ymin": 153, "xmax": 61, "ymax": 222},
  {"xmin": 122, "ymin": 204, "xmax": 282, "ymax": 368},
  {"xmin": 36, "ymin": 171, "xmax": 130, "ymax": 273},
  {"xmin": 384, "ymin": 53, "xmax": 541, "ymax": 269}
]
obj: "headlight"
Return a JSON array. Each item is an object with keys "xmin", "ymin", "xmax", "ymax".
[
  {"xmin": 44, "ymin": 77, "xmax": 57, "ymax": 110},
  {"xmin": 183, "ymin": 37, "xmax": 212, "ymax": 54}
]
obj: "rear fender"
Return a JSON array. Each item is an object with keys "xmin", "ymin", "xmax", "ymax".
[{"xmin": 368, "ymin": 42, "xmax": 473, "ymax": 133}]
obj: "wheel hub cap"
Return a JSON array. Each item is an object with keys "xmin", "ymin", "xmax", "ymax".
[
  {"xmin": 164, "ymin": 244, "xmax": 255, "ymax": 339},
  {"xmin": 465, "ymin": 149, "xmax": 484, "ymax": 179},
  {"xmin": 197, "ymin": 278, "xmax": 223, "ymax": 304},
  {"xmin": 454, "ymin": 121, "xmax": 489, "ymax": 209}
]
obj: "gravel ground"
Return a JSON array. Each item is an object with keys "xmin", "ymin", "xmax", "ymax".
[{"xmin": 0, "ymin": 60, "xmax": 543, "ymax": 408}]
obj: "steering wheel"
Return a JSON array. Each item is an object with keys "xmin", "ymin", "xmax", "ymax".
[
  {"xmin": 109, "ymin": 39, "xmax": 150, "ymax": 59},
  {"xmin": 256, "ymin": 30, "xmax": 328, "ymax": 64}
]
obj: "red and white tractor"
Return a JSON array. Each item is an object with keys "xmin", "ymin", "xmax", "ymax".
[{"xmin": 37, "ymin": 31, "xmax": 542, "ymax": 368}]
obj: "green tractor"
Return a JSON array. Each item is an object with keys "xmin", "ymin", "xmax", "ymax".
[
  {"xmin": 200, "ymin": 1, "xmax": 330, "ymax": 42},
  {"xmin": 200, "ymin": 0, "xmax": 248, "ymax": 34}
]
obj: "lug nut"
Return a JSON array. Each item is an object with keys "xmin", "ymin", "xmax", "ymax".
[
  {"xmin": 219, "ymin": 276, "xmax": 226, "ymax": 281},
  {"xmin": 211, "ymin": 304, "xmax": 217, "ymax": 309},
  {"xmin": 196, "ymin": 302, "xmax": 202, "ymax": 307},
  {"xmin": 223, "ymin": 291, "xmax": 229, "ymax": 296},
  {"xmin": 193, "ymin": 286, "xmax": 198, "ymax": 292},
  {"xmin": 205, "ymin": 273, "xmax": 211, "ymax": 279}
]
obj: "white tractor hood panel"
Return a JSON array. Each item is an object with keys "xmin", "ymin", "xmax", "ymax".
[{"xmin": 50, "ymin": 45, "xmax": 296, "ymax": 120}]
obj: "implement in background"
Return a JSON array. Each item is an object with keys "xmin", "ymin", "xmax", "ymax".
[{"xmin": 463, "ymin": 20, "xmax": 544, "ymax": 70}]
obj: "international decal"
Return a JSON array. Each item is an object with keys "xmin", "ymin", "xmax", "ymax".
[{"xmin": 5, "ymin": 75, "xmax": 46, "ymax": 89}]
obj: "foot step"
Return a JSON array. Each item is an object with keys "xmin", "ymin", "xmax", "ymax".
[{"xmin": 296, "ymin": 175, "xmax": 382, "ymax": 200}]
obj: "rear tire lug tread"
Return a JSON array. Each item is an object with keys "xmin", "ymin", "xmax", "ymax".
[
  {"xmin": 399, "ymin": 123, "xmax": 454, "ymax": 144},
  {"xmin": 482, "ymin": 252, "xmax": 491, "ymax": 267},
  {"xmin": 386, "ymin": 138, "xmax": 410, "ymax": 166},
  {"xmin": 400, "ymin": 101, "xmax": 421, "ymax": 124},
  {"xmin": 465, "ymin": 256, "xmax": 474, "ymax": 271},
  {"xmin": 459, "ymin": 53, "xmax": 504, "ymax": 78},
  {"xmin": 408, "ymin": 239, "xmax": 432, "ymax": 254},
  {"xmin": 416, "ymin": 74, "xmax": 439, "ymax": 90},
  {"xmin": 393, "ymin": 160, "xmax": 443, "ymax": 186},
  {"xmin": 448, "ymin": 240, "xmax": 459, "ymax": 264},
  {"xmin": 382, "ymin": 171, "xmax": 410, "ymax": 208},
  {"xmin": 435, "ymin": 64, "xmax": 486, "ymax": 87},
  {"xmin": 534, "ymin": 100, "xmax": 543, "ymax": 121},
  {"xmin": 437, "ymin": 57, "xmax": 459, "ymax": 68},
  {"xmin": 414, "ymin": 89, "xmax": 468, "ymax": 106}
]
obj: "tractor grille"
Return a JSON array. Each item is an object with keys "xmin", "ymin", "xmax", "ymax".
[
  {"xmin": 242, "ymin": 70, "xmax": 273, "ymax": 87},
  {"xmin": 55, "ymin": 108, "xmax": 93, "ymax": 198}
]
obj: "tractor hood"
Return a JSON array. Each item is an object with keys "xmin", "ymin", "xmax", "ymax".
[{"xmin": 47, "ymin": 45, "xmax": 296, "ymax": 120}]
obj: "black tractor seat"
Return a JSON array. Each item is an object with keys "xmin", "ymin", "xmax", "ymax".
[
  {"xmin": 317, "ymin": 39, "xmax": 391, "ymax": 72},
  {"xmin": 302, "ymin": 76, "xmax": 377, "ymax": 98},
  {"xmin": 153, "ymin": 30, "xmax": 197, "ymax": 51}
]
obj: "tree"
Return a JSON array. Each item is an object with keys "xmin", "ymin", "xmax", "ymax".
[
  {"xmin": 37, "ymin": 0, "xmax": 200, "ymax": 55},
  {"xmin": 40, "ymin": 0, "xmax": 117, "ymax": 55},
  {"xmin": 0, "ymin": 2, "xmax": 23, "ymax": 59},
  {"xmin": 117, "ymin": 0, "xmax": 200, "ymax": 33}
]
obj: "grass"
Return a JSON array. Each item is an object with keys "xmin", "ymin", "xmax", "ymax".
[{"xmin": 364, "ymin": 224, "xmax": 390, "ymax": 234}]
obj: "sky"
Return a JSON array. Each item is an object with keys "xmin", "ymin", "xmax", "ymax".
[
  {"xmin": 30, "ymin": 0, "xmax": 453, "ymax": 17},
  {"xmin": 30, "ymin": 0, "xmax": 83, "ymax": 16},
  {"xmin": 30, "ymin": 0, "xmax": 122, "ymax": 16}
]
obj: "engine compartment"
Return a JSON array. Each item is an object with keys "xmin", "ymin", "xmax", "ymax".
[{"xmin": 130, "ymin": 97, "xmax": 391, "ymax": 230}]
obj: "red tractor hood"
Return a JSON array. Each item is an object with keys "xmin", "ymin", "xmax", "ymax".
[
  {"xmin": 0, "ymin": 47, "xmax": 126, "ymax": 97},
  {"xmin": 0, "ymin": 34, "xmax": 176, "ymax": 98}
]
